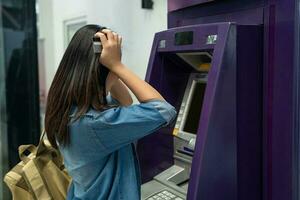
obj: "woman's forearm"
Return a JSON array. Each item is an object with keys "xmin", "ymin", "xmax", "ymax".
[{"xmin": 111, "ymin": 63, "xmax": 165, "ymax": 103}]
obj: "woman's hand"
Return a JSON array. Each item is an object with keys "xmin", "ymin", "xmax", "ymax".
[
  {"xmin": 94, "ymin": 29, "xmax": 123, "ymax": 71},
  {"xmin": 95, "ymin": 29, "xmax": 164, "ymax": 103}
]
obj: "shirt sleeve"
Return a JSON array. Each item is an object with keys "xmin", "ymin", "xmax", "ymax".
[{"xmin": 89, "ymin": 100, "xmax": 177, "ymax": 155}]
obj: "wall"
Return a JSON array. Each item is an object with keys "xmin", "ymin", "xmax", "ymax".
[{"xmin": 37, "ymin": 0, "xmax": 167, "ymax": 103}]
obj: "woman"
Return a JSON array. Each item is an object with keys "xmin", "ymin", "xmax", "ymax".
[{"xmin": 44, "ymin": 24, "xmax": 177, "ymax": 200}]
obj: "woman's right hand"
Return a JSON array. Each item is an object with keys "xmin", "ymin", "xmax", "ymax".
[{"xmin": 94, "ymin": 29, "xmax": 123, "ymax": 71}]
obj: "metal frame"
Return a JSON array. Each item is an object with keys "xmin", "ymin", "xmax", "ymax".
[
  {"xmin": 293, "ymin": 1, "xmax": 300, "ymax": 199},
  {"xmin": 0, "ymin": 2, "xmax": 9, "ymax": 199}
]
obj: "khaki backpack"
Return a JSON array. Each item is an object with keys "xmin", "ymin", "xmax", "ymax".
[{"xmin": 3, "ymin": 132, "xmax": 71, "ymax": 200}]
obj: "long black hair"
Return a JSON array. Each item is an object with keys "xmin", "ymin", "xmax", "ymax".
[{"xmin": 45, "ymin": 24, "xmax": 111, "ymax": 148}]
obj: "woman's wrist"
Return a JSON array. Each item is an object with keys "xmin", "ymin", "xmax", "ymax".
[{"xmin": 109, "ymin": 62, "xmax": 125, "ymax": 74}]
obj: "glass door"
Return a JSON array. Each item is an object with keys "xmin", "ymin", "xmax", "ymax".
[
  {"xmin": 0, "ymin": 0, "xmax": 41, "ymax": 198},
  {"xmin": 0, "ymin": 1, "xmax": 9, "ymax": 198}
]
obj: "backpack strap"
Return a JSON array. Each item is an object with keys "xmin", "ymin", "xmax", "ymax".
[
  {"xmin": 18, "ymin": 145, "xmax": 37, "ymax": 164},
  {"xmin": 18, "ymin": 130, "xmax": 46, "ymax": 163},
  {"xmin": 36, "ymin": 130, "xmax": 48, "ymax": 156},
  {"xmin": 39, "ymin": 130, "xmax": 46, "ymax": 140}
]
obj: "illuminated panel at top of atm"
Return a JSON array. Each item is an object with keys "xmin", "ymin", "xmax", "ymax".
[
  {"xmin": 157, "ymin": 25, "xmax": 219, "ymax": 51},
  {"xmin": 175, "ymin": 31, "xmax": 194, "ymax": 46},
  {"xmin": 174, "ymin": 31, "xmax": 217, "ymax": 46}
]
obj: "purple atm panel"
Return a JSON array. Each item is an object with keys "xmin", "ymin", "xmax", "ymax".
[
  {"xmin": 138, "ymin": 23, "xmax": 263, "ymax": 200},
  {"xmin": 188, "ymin": 24, "xmax": 263, "ymax": 200},
  {"xmin": 167, "ymin": 0, "xmax": 265, "ymax": 28},
  {"xmin": 168, "ymin": 0, "xmax": 215, "ymax": 12}
]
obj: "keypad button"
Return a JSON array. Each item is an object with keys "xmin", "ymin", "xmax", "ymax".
[{"xmin": 148, "ymin": 190, "xmax": 184, "ymax": 200}]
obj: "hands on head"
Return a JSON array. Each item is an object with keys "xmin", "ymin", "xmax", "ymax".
[
  {"xmin": 94, "ymin": 29, "xmax": 123, "ymax": 72},
  {"xmin": 95, "ymin": 28, "xmax": 164, "ymax": 103}
]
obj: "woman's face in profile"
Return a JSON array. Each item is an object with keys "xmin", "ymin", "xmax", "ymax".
[{"xmin": 106, "ymin": 71, "xmax": 119, "ymax": 93}]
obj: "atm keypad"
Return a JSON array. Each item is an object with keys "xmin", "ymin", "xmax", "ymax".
[{"xmin": 146, "ymin": 190, "xmax": 184, "ymax": 200}]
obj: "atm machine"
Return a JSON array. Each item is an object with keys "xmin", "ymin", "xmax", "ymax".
[{"xmin": 138, "ymin": 23, "xmax": 263, "ymax": 200}]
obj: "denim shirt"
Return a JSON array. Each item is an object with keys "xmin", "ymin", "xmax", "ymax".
[{"xmin": 58, "ymin": 95, "xmax": 177, "ymax": 200}]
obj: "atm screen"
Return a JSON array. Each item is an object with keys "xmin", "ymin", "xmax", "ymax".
[{"xmin": 183, "ymin": 82, "xmax": 206, "ymax": 134}]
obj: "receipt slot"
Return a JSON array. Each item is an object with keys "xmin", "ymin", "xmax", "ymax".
[{"xmin": 137, "ymin": 23, "xmax": 263, "ymax": 200}]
